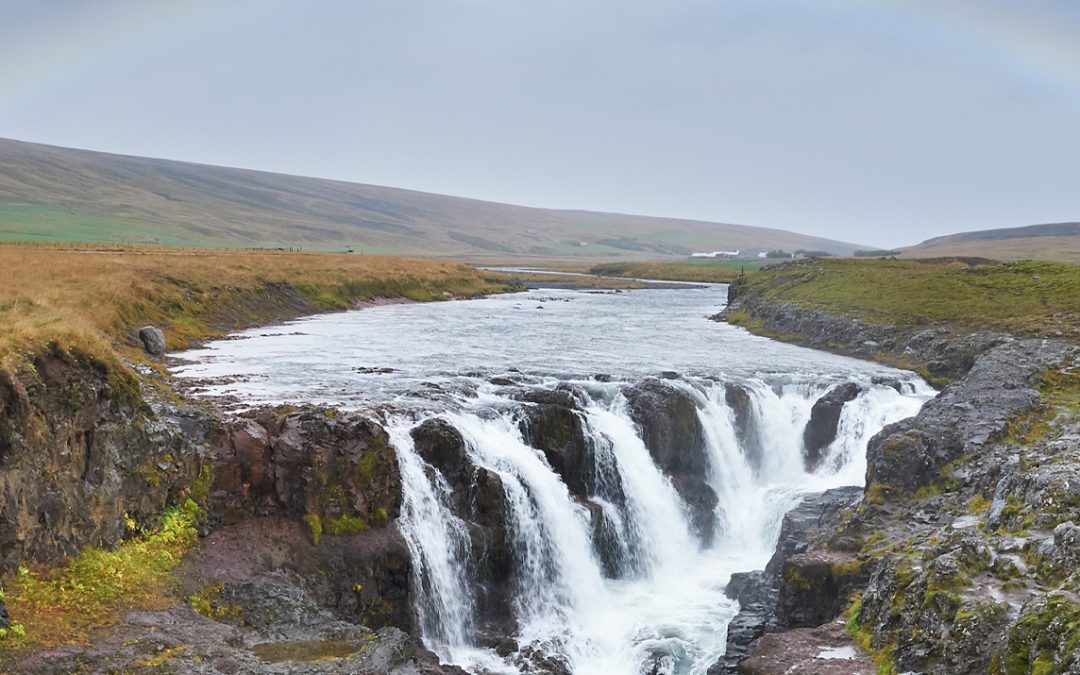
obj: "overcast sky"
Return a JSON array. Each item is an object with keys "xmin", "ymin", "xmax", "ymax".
[{"xmin": 2, "ymin": 0, "xmax": 1079, "ymax": 248}]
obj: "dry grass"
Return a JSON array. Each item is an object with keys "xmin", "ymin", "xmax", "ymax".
[
  {"xmin": 0, "ymin": 243, "xmax": 508, "ymax": 371},
  {"xmin": 900, "ymin": 235, "xmax": 1080, "ymax": 263}
]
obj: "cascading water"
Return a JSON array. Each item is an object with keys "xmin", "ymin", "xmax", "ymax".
[
  {"xmin": 389, "ymin": 377, "xmax": 930, "ymax": 675},
  {"xmin": 171, "ymin": 283, "xmax": 936, "ymax": 674}
]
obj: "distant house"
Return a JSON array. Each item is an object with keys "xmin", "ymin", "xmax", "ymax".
[{"xmin": 690, "ymin": 250, "xmax": 740, "ymax": 258}]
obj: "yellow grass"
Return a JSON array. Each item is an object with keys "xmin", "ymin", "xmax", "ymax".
[{"xmin": 0, "ymin": 243, "xmax": 508, "ymax": 372}]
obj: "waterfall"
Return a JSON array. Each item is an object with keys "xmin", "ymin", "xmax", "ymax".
[{"xmin": 389, "ymin": 377, "xmax": 931, "ymax": 675}]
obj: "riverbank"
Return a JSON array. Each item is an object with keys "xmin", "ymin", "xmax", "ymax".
[
  {"xmin": 0, "ymin": 244, "xmax": 513, "ymax": 373},
  {"xmin": 0, "ymin": 244, "xmax": 520, "ymax": 671},
  {"xmin": 717, "ymin": 257, "xmax": 1080, "ymax": 674}
]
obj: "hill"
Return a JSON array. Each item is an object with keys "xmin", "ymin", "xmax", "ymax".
[
  {"xmin": 0, "ymin": 137, "xmax": 860, "ymax": 259},
  {"xmin": 901, "ymin": 222, "xmax": 1080, "ymax": 262}
]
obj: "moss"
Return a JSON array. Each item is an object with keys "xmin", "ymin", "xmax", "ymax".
[
  {"xmin": 866, "ymin": 482, "xmax": 894, "ymax": 506},
  {"xmin": 1000, "ymin": 366, "xmax": 1080, "ymax": 446},
  {"xmin": 361, "ymin": 598, "xmax": 395, "ymax": 628},
  {"xmin": 999, "ymin": 595, "xmax": 1080, "ymax": 675},
  {"xmin": 968, "ymin": 494, "xmax": 991, "ymax": 515},
  {"xmin": 189, "ymin": 582, "xmax": 241, "ymax": 621},
  {"xmin": 354, "ymin": 448, "xmax": 383, "ymax": 486},
  {"xmin": 369, "ymin": 507, "xmax": 389, "ymax": 529},
  {"xmin": 323, "ymin": 513, "xmax": 369, "ymax": 536},
  {"xmin": 189, "ymin": 464, "xmax": 214, "ymax": 508},
  {"xmin": 833, "ymin": 557, "xmax": 865, "ymax": 578},
  {"xmin": 304, "ymin": 513, "xmax": 323, "ymax": 546},
  {"xmin": 1, "ymin": 498, "xmax": 202, "ymax": 651},
  {"xmin": 914, "ymin": 483, "xmax": 946, "ymax": 499},
  {"xmin": 132, "ymin": 645, "xmax": 187, "ymax": 668},
  {"xmin": 845, "ymin": 596, "xmax": 897, "ymax": 675}
]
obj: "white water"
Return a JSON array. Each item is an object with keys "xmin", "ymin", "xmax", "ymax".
[
  {"xmin": 388, "ymin": 378, "xmax": 927, "ymax": 675},
  {"xmin": 170, "ymin": 283, "xmax": 934, "ymax": 674}
]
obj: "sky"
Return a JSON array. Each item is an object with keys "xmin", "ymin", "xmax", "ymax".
[{"xmin": 1, "ymin": 0, "xmax": 1079, "ymax": 248}]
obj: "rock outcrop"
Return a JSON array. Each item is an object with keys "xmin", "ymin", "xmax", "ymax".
[
  {"xmin": 802, "ymin": 382, "xmax": 862, "ymax": 470},
  {"xmin": 717, "ymin": 278, "xmax": 1080, "ymax": 675},
  {"xmin": 0, "ymin": 348, "xmax": 201, "ymax": 572},
  {"xmin": 624, "ymin": 379, "xmax": 718, "ymax": 543},
  {"xmin": 710, "ymin": 486, "xmax": 862, "ymax": 674},
  {"xmin": 410, "ymin": 418, "xmax": 515, "ymax": 637}
]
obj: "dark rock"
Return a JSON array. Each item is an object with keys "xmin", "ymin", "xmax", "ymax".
[
  {"xmin": 138, "ymin": 325, "xmax": 166, "ymax": 356},
  {"xmin": 865, "ymin": 340, "xmax": 1076, "ymax": 494},
  {"xmin": 206, "ymin": 410, "xmax": 401, "ymax": 533},
  {"xmin": 623, "ymin": 379, "xmax": 717, "ymax": 542},
  {"xmin": 724, "ymin": 383, "xmax": 762, "ymax": 468},
  {"xmin": 713, "ymin": 487, "xmax": 862, "ymax": 674},
  {"xmin": 514, "ymin": 388, "xmax": 594, "ymax": 498},
  {"xmin": 411, "ymin": 418, "xmax": 470, "ymax": 490},
  {"xmin": 0, "ymin": 349, "xmax": 201, "ymax": 572},
  {"xmin": 802, "ymin": 383, "xmax": 862, "ymax": 471},
  {"xmin": 775, "ymin": 551, "xmax": 864, "ymax": 627},
  {"xmin": 410, "ymin": 417, "xmax": 515, "ymax": 636}
]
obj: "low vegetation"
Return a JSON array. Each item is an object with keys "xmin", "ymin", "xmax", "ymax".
[
  {"xmin": 0, "ymin": 243, "xmax": 509, "ymax": 372},
  {"xmin": 0, "ymin": 499, "xmax": 202, "ymax": 652},
  {"xmin": 733, "ymin": 258, "xmax": 1080, "ymax": 341},
  {"xmin": 588, "ymin": 259, "xmax": 765, "ymax": 283}
]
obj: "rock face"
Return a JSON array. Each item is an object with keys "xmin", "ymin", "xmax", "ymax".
[
  {"xmin": 138, "ymin": 325, "xmax": 166, "ymax": 356},
  {"xmin": 623, "ymin": 379, "xmax": 718, "ymax": 543},
  {"xmin": 710, "ymin": 487, "xmax": 862, "ymax": 674},
  {"xmin": 802, "ymin": 383, "xmax": 861, "ymax": 470},
  {"xmin": 205, "ymin": 409, "xmax": 402, "ymax": 531},
  {"xmin": 198, "ymin": 408, "xmax": 409, "ymax": 630},
  {"xmin": 865, "ymin": 339, "xmax": 1074, "ymax": 494},
  {"xmin": 514, "ymin": 388, "xmax": 592, "ymax": 497},
  {"xmin": 0, "ymin": 349, "xmax": 201, "ymax": 572},
  {"xmin": 737, "ymin": 620, "xmax": 875, "ymax": 675},
  {"xmin": 410, "ymin": 418, "xmax": 515, "ymax": 637},
  {"xmin": 724, "ymin": 383, "xmax": 763, "ymax": 469},
  {"xmin": 719, "ymin": 279, "xmax": 1080, "ymax": 675}
]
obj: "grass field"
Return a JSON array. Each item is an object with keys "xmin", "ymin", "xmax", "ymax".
[
  {"xmin": 587, "ymin": 259, "xmax": 767, "ymax": 283},
  {"xmin": 731, "ymin": 257, "xmax": 1080, "ymax": 341},
  {"xmin": 0, "ymin": 243, "xmax": 508, "ymax": 372}
]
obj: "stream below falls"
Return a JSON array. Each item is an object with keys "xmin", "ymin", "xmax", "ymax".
[{"xmin": 172, "ymin": 283, "xmax": 934, "ymax": 674}]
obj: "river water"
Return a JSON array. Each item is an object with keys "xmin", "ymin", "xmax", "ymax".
[{"xmin": 172, "ymin": 284, "xmax": 933, "ymax": 675}]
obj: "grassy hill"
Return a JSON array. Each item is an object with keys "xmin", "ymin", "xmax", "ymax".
[
  {"xmin": 0, "ymin": 137, "xmax": 861, "ymax": 259},
  {"xmin": 901, "ymin": 222, "xmax": 1080, "ymax": 263}
]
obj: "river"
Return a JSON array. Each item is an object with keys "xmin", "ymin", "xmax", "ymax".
[{"xmin": 172, "ymin": 283, "xmax": 933, "ymax": 675}]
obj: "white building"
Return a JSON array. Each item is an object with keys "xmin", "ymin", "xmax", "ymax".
[{"xmin": 690, "ymin": 250, "xmax": 740, "ymax": 258}]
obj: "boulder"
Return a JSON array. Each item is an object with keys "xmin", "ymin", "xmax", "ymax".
[
  {"xmin": 138, "ymin": 325, "xmax": 166, "ymax": 356},
  {"xmin": 802, "ymin": 383, "xmax": 861, "ymax": 471}
]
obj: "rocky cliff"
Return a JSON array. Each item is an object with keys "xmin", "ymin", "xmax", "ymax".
[
  {"xmin": 718, "ymin": 280, "xmax": 1080, "ymax": 674},
  {"xmin": 0, "ymin": 350, "xmax": 462, "ymax": 673}
]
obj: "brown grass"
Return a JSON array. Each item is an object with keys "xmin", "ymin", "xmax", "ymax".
[{"xmin": 0, "ymin": 243, "xmax": 508, "ymax": 371}]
